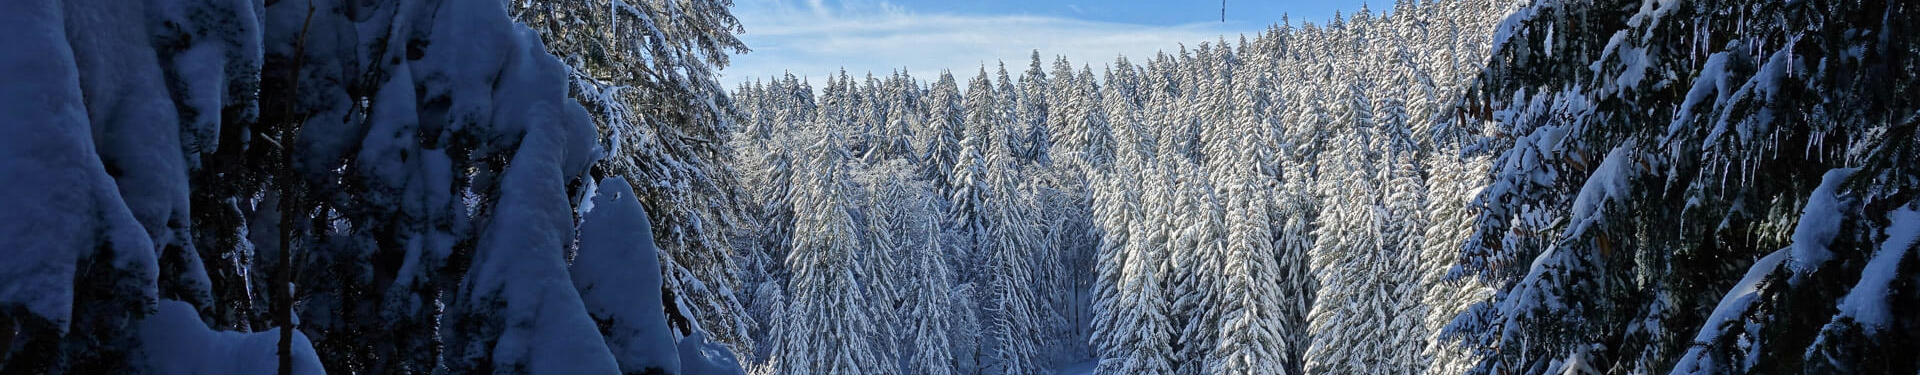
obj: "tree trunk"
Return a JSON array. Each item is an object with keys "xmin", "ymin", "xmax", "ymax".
[
  {"xmin": 276, "ymin": 150, "xmax": 296, "ymax": 375},
  {"xmin": 277, "ymin": 6, "xmax": 317, "ymax": 375}
]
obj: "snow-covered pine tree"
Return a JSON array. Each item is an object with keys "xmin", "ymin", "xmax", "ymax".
[
  {"xmin": 1087, "ymin": 158, "xmax": 1143, "ymax": 370},
  {"xmin": 981, "ymin": 152, "xmax": 1051, "ymax": 375},
  {"xmin": 1169, "ymin": 161, "xmax": 1227, "ymax": 375},
  {"xmin": 509, "ymin": 0, "xmax": 756, "ymax": 352},
  {"xmin": 992, "ymin": 64, "xmax": 1023, "ymax": 165},
  {"xmin": 1095, "ymin": 163, "xmax": 1180, "ymax": 375},
  {"xmin": 1018, "ymin": 51, "xmax": 1052, "ymax": 164},
  {"xmin": 922, "ymin": 71, "xmax": 967, "ymax": 191},
  {"xmin": 1206, "ymin": 55, "xmax": 1293, "ymax": 375},
  {"xmin": 1417, "ymin": 145, "xmax": 1494, "ymax": 375},
  {"xmin": 1445, "ymin": 0, "xmax": 1919, "ymax": 373},
  {"xmin": 768, "ymin": 127, "xmax": 894, "ymax": 375},
  {"xmin": 906, "ymin": 201, "xmax": 961, "ymax": 375}
]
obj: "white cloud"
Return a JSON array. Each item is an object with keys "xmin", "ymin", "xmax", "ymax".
[{"xmin": 721, "ymin": 0, "xmax": 1261, "ymax": 88}]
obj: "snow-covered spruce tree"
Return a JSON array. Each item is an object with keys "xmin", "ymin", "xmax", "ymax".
[
  {"xmin": 1105, "ymin": 164, "xmax": 1180, "ymax": 375},
  {"xmin": 852, "ymin": 159, "xmax": 930, "ymax": 374},
  {"xmin": 1263, "ymin": 75, "xmax": 1319, "ymax": 375},
  {"xmin": 1051, "ymin": 65, "xmax": 1115, "ymax": 175},
  {"xmin": 1084, "ymin": 58, "xmax": 1151, "ymax": 370},
  {"xmin": 981, "ymin": 156, "xmax": 1052, "ymax": 375},
  {"xmin": 1032, "ymin": 177, "xmax": 1095, "ymax": 361},
  {"xmin": 509, "ymin": 0, "xmax": 756, "ymax": 353},
  {"xmin": 905, "ymin": 199, "xmax": 961, "ymax": 375},
  {"xmin": 1169, "ymin": 162, "xmax": 1228, "ymax": 375},
  {"xmin": 1444, "ymin": 0, "xmax": 1920, "ymax": 373},
  {"xmin": 1086, "ymin": 157, "xmax": 1144, "ymax": 370},
  {"xmin": 767, "ymin": 127, "xmax": 894, "ymax": 375},
  {"xmin": 993, "ymin": 63, "xmax": 1023, "ymax": 165},
  {"xmin": 946, "ymin": 70, "xmax": 997, "ymax": 294},
  {"xmin": 1416, "ymin": 145, "xmax": 1494, "ymax": 375},
  {"xmin": 1306, "ymin": 81, "xmax": 1388, "ymax": 374},
  {"xmin": 1103, "ymin": 57, "xmax": 1152, "ymax": 168},
  {"xmin": 5, "ymin": 0, "xmax": 738, "ymax": 374},
  {"xmin": 256, "ymin": 2, "xmax": 617, "ymax": 373},
  {"xmin": 1, "ymin": 0, "xmax": 337, "ymax": 373},
  {"xmin": 1209, "ymin": 114, "xmax": 1288, "ymax": 375},
  {"xmin": 1017, "ymin": 51, "xmax": 1052, "ymax": 164},
  {"xmin": 8, "ymin": 0, "xmax": 762, "ymax": 373},
  {"xmin": 1171, "ymin": 45, "xmax": 1237, "ymax": 370},
  {"xmin": 868, "ymin": 71, "xmax": 924, "ymax": 162},
  {"xmin": 943, "ymin": 66, "xmax": 1050, "ymax": 375},
  {"xmin": 730, "ymin": 121, "xmax": 797, "ymax": 365},
  {"xmin": 1206, "ymin": 57, "xmax": 1293, "ymax": 375},
  {"xmin": 266, "ymin": 2, "xmax": 523, "ymax": 370},
  {"xmin": 150, "ymin": 0, "xmax": 267, "ymax": 330},
  {"xmin": 922, "ymin": 71, "xmax": 968, "ymax": 191},
  {"xmin": 1040, "ymin": 69, "xmax": 1116, "ymax": 349},
  {"xmin": 1373, "ymin": 130, "xmax": 1432, "ymax": 375}
]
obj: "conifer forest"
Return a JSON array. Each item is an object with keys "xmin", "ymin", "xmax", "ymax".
[{"xmin": 1, "ymin": 0, "xmax": 1916, "ymax": 374}]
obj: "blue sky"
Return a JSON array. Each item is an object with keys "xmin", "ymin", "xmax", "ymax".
[
  {"xmin": 876, "ymin": 0, "xmax": 1366, "ymax": 26},
  {"xmin": 723, "ymin": 0, "xmax": 1379, "ymax": 88}
]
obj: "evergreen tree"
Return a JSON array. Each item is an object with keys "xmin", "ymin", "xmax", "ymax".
[
  {"xmin": 510, "ymin": 0, "xmax": 757, "ymax": 351},
  {"xmin": 922, "ymin": 72, "xmax": 967, "ymax": 190},
  {"xmin": 1018, "ymin": 51, "xmax": 1053, "ymax": 164},
  {"xmin": 769, "ymin": 129, "xmax": 894, "ymax": 375}
]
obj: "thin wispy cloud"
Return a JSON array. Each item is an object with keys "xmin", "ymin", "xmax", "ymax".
[{"xmin": 723, "ymin": 0, "xmax": 1262, "ymax": 87}]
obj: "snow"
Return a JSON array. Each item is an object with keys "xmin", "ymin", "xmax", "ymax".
[
  {"xmin": 436, "ymin": 1, "xmax": 622, "ymax": 373},
  {"xmin": 1669, "ymin": 249, "xmax": 1788, "ymax": 375},
  {"xmin": 1566, "ymin": 144, "xmax": 1639, "ymax": 236},
  {"xmin": 1788, "ymin": 168, "xmax": 1858, "ymax": 276},
  {"xmin": 1488, "ymin": 1, "xmax": 1540, "ymax": 57},
  {"xmin": 1703, "ymin": 46, "xmax": 1792, "ymax": 148},
  {"xmin": 148, "ymin": 0, "xmax": 264, "ymax": 169},
  {"xmin": 1671, "ymin": 52, "xmax": 1734, "ymax": 135},
  {"xmin": 574, "ymin": 177, "xmax": 682, "ymax": 374},
  {"xmin": 0, "ymin": 0, "xmax": 160, "ymax": 329},
  {"xmin": 1835, "ymin": 206, "xmax": 1920, "ymax": 328},
  {"xmin": 1612, "ymin": 43, "xmax": 1651, "ymax": 90},
  {"xmin": 680, "ymin": 330, "xmax": 749, "ymax": 375},
  {"xmin": 1629, "ymin": 0, "xmax": 1686, "ymax": 29},
  {"xmin": 1054, "ymin": 360, "xmax": 1097, "ymax": 375},
  {"xmin": 1592, "ymin": 31, "xmax": 1628, "ymax": 75},
  {"xmin": 1709, "ymin": 250, "xmax": 1787, "ymax": 336},
  {"xmin": 69, "ymin": 0, "xmax": 225, "ymax": 311},
  {"xmin": 0, "ymin": 0, "xmax": 91, "ymax": 327},
  {"xmin": 139, "ymin": 300, "xmax": 326, "ymax": 375},
  {"xmin": 66, "ymin": 0, "xmax": 195, "ymax": 254}
]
